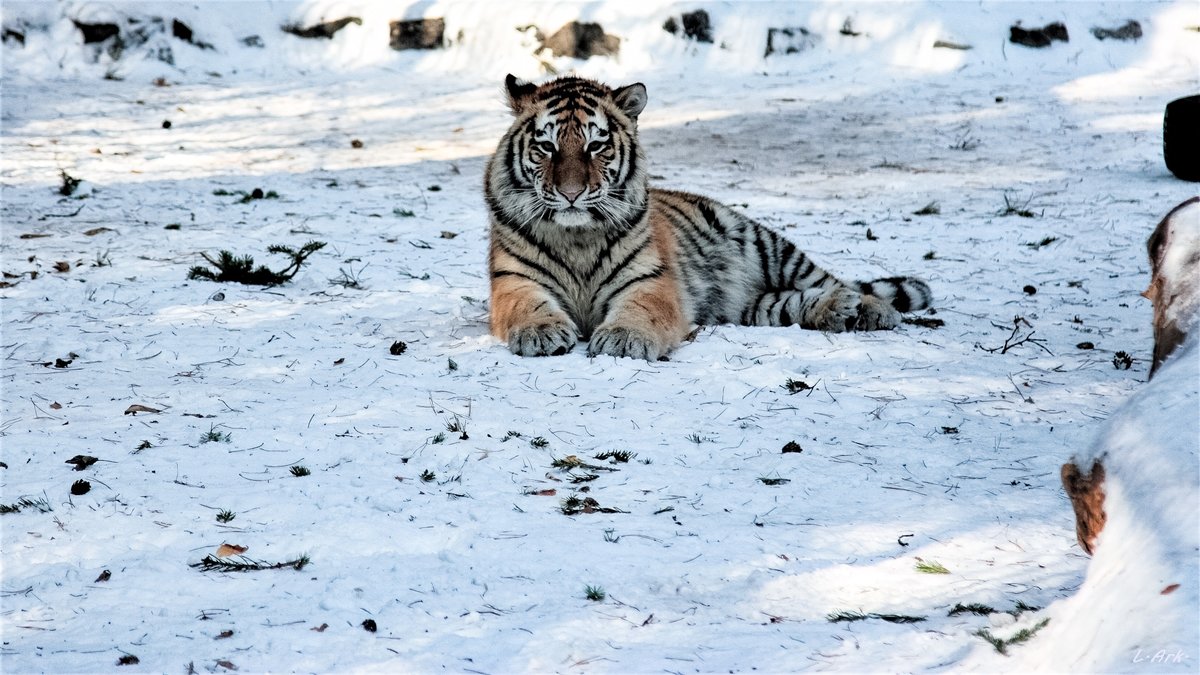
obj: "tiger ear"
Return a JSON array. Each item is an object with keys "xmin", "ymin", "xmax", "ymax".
[
  {"xmin": 505, "ymin": 74, "xmax": 538, "ymax": 115},
  {"xmin": 613, "ymin": 83, "xmax": 648, "ymax": 120}
]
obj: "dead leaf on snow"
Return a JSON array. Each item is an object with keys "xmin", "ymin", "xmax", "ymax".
[
  {"xmin": 84, "ymin": 227, "xmax": 114, "ymax": 236},
  {"xmin": 50, "ymin": 402, "xmax": 62, "ymax": 409},
  {"xmin": 215, "ymin": 629, "xmax": 234, "ymax": 639},
  {"xmin": 311, "ymin": 623, "xmax": 329, "ymax": 632},
  {"xmin": 19, "ymin": 233, "xmax": 51, "ymax": 239},
  {"xmin": 65, "ymin": 455, "xmax": 99, "ymax": 470},
  {"xmin": 215, "ymin": 543, "xmax": 248, "ymax": 557},
  {"xmin": 216, "ymin": 660, "xmax": 237, "ymax": 671},
  {"xmin": 124, "ymin": 404, "xmax": 162, "ymax": 415},
  {"xmin": 53, "ymin": 261, "xmax": 71, "ymax": 273}
]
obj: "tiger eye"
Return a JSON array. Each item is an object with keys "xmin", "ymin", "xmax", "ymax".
[
  {"xmin": 587, "ymin": 141, "xmax": 605, "ymax": 154},
  {"xmin": 537, "ymin": 141, "xmax": 556, "ymax": 154}
]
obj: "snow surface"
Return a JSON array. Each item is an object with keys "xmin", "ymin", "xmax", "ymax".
[{"xmin": 2, "ymin": 1, "xmax": 1199, "ymax": 672}]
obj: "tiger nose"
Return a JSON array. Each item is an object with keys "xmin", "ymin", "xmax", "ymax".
[{"xmin": 559, "ymin": 185, "xmax": 584, "ymax": 203}]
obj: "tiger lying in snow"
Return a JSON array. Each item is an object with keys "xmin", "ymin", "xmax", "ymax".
[{"xmin": 485, "ymin": 75, "xmax": 932, "ymax": 360}]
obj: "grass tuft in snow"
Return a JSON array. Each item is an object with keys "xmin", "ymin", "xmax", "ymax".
[
  {"xmin": 915, "ymin": 558, "xmax": 951, "ymax": 574},
  {"xmin": 948, "ymin": 602, "xmax": 995, "ymax": 616},
  {"xmin": 584, "ymin": 585, "xmax": 606, "ymax": 601},
  {"xmin": 289, "ymin": 465, "xmax": 310, "ymax": 477},
  {"xmin": 419, "ymin": 470, "xmax": 436, "ymax": 482},
  {"xmin": 191, "ymin": 553, "xmax": 311, "ymax": 573},
  {"xmin": 782, "ymin": 378, "xmax": 813, "ymax": 394},
  {"xmin": 200, "ymin": 426, "xmax": 231, "ymax": 444},
  {"xmin": 828, "ymin": 611, "xmax": 925, "ymax": 624},
  {"xmin": 0, "ymin": 496, "xmax": 52, "ymax": 515},
  {"xmin": 594, "ymin": 450, "xmax": 635, "ymax": 463},
  {"xmin": 1000, "ymin": 192, "xmax": 1038, "ymax": 218},
  {"xmin": 758, "ymin": 476, "xmax": 791, "ymax": 486},
  {"xmin": 58, "ymin": 170, "xmax": 82, "ymax": 196},
  {"xmin": 529, "ymin": 436, "xmax": 549, "ymax": 449},
  {"xmin": 215, "ymin": 510, "xmax": 235, "ymax": 523},
  {"xmin": 975, "ymin": 618, "xmax": 1050, "ymax": 655},
  {"xmin": 685, "ymin": 432, "xmax": 714, "ymax": 444},
  {"xmin": 188, "ymin": 241, "xmax": 325, "ymax": 286}
]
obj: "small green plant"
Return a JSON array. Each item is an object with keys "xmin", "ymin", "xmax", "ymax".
[
  {"xmin": 915, "ymin": 558, "xmax": 951, "ymax": 574},
  {"xmin": 430, "ymin": 432, "xmax": 446, "ymax": 444},
  {"xmin": 200, "ymin": 426, "xmax": 231, "ymax": 444},
  {"xmin": 584, "ymin": 585, "xmax": 606, "ymax": 602},
  {"xmin": 216, "ymin": 510, "xmax": 236, "ymax": 523},
  {"xmin": 758, "ymin": 476, "xmax": 791, "ymax": 486},
  {"xmin": 289, "ymin": 465, "xmax": 310, "ymax": 477},
  {"xmin": 976, "ymin": 618, "xmax": 1050, "ymax": 655},
  {"xmin": 685, "ymin": 432, "xmax": 713, "ymax": 444},
  {"xmin": 913, "ymin": 202, "xmax": 940, "ymax": 216},
  {"xmin": 529, "ymin": 436, "xmax": 549, "ymax": 449},
  {"xmin": 419, "ymin": 469, "xmax": 436, "ymax": 482},
  {"xmin": 393, "ymin": 208, "xmax": 415, "ymax": 218},
  {"xmin": 188, "ymin": 241, "xmax": 326, "ymax": 286},
  {"xmin": 447, "ymin": 358, "xmax": 458, "ymax": 372}
]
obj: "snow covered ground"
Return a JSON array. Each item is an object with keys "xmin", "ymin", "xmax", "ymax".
[{"xmin": 2, "ymin": 1, "xmax": 1198, "ymax": 672}]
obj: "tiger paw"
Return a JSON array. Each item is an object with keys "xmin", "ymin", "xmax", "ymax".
[
  {"xmin": 508, "ymin": 322, "xmax": 578, "ymax": 357},
  {"xmin": 808, "ymin": 287, "xmax": 864, "ymax": 332},
  {"xmin": 587, "ymin": 326, "xmax": 667, "ymax": 361},
  {"xmin": 854, "ymin": 295, "xmax": 901, "ymax": 331}
]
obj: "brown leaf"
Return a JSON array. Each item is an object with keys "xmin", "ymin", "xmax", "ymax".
[
  {"xmin": 216, "ymin": 660, "xmax": 237, "ymax": 671},
  {"xmin": 531, "ymin": 489, "xmax": 557, "ymax": 496},
  {"xmin": 124, "ymin": 404, "xmax": 162, "ymax": 415},
  {"xmin": 1162, "ymin": 583, "xmax": 1180, "ymax": 595},
  {"xmin": 215, "ymin": 543, "xmax": 248, "ymax": 557},
  {"xmin": 50, "ymin": 402, "xmax": 62, "ymax": 410},
  {"xmin": 53, "ymin": 261, "xmax": 71, "ymax": 273},
  {"xmin": 311, "ymin": 623, "xmax": 329, "ymax": 632},
  {"xmin": 215, "ymin": 629, "xmax": 234, "ymax": 639},
  {"xmin": 84, "ymin": 227, "xmax": 114, "ymax": 236},
  {"xmin": 65, "ymin": 455, "xmax": 99, "ymax": 470},
  {"xmin": 95, "ymin": 569, "xmax": 112, "ymax": 582}
]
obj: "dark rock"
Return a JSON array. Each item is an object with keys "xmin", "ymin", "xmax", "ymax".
[
  {"xmin": 543, "ymin": 21, "xmax": 619, "ymax": 59},
  {"xmin": 72, "ymin": 20, "xmax": 120, "ymax": 44},
  {"xmin": 389, "ymin": 18, "xmax": 445, "ymax": 50},
  {"xmin": 3, "ymin": 27, "xmax": 25, "ymax": 46},
  {"xmin": 663, "ymin": 10, "xmax": 713, "ymax": 43},
  {"xmin": 172, "ymin": 19, "xmax": 213, "ymax": 49},
  {"xmin": 1091, "ymin": 20, "xmax": 1142, "ymax": 41},
  {"xmin": 282, "ymin": 17, "xmax": 361, "ymax": 40},
  {"xmin": 1009, "ymin": 22, "xmax": 1069, "ymax": 48},
  {"xmin": 765, "ymin": 27, "xmax": 819, "ymax": 57}
]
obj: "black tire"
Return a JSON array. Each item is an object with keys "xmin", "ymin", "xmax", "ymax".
[{"xmin": 1164, "ymin": 94, "xmax": 1200, "ymax": 182}]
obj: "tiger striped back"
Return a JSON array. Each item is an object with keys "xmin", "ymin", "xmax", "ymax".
[{"xmin": 486, "ymin": 75, "xmax": 932, "ymax": 360}]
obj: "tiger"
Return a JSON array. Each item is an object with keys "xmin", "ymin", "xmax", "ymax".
[{"xmin": 485, "ymin": 74, "xmax": 932, "ymax": 361}]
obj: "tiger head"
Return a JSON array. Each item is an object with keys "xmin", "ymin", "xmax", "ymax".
[{"xmin": 487, "ymin": 75, "xmax": 649, "ymax": 231}]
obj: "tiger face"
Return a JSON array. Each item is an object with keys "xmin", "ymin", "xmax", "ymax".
[{"xmin": 492, "ymin": 75, "xmax": 649, "ymax": 231}]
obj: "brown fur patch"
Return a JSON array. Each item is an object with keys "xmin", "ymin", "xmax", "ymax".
[{"xmin": 1061, "ymin": 460, "xmax": 1107, "ymax": 555}]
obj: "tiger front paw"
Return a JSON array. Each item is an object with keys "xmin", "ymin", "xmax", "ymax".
[
  {"xmin": 508, "ymin": 322, "xmax": 578, "ymax": 357},
  {"xmin": 854, "ymin": 295, "xmax": 901, "ymax": 331},
  {"xmin": 587, "ymin": 326, "xmax": 669, "ymax": 361},
  {"xmin": 809, "ymin": 288, "xmax": 899, "ymax": 332}
]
